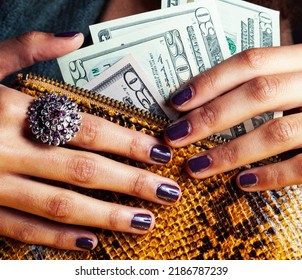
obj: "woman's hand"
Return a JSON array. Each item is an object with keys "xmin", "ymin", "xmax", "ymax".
[
  {"xmin": 164, "ymin": 45, "xmax": 302, "ymax": 192},
  {"xmin": 0, "ymin": 32, "xmax": 181, "ymax": 251}
]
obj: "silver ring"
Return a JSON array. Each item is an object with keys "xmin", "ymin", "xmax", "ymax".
[{"xmin": 28, "ymin": 92, "xmax": 82, "ymax": 146}]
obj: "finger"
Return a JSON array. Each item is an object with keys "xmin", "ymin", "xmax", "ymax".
[
  {"xmin": 237, "ymin": 154, "xmax": 302, "ymax": 192},
  {"xmin": 165, "ymin": 72, "xmax": 302, "ymax": 147},
  {"xmin": 10, "ymin": 145, "xmax": 180, "ymax": 205},
  {"xmin": 70, "ymin": 112, "xmax": 173, "ymax": 165},
  {"xmin": 0, "ymin": 175, "xmax": 155, "ymax": 234},
  {"xmin": 3, "ymin": 88, "xmax": 172, "ymax": 165},
  {"xmin": 184, "ymin": 113, "xmax": 302, "ymax": 179},
  {"xmin": 0, "ymin": 206, "xmax": 98, "ymax": 251},
  {"xmin": 169, "ymin": 45, "xmax": 302, "ymax": 110},
  {"xmin": 0, "ymin": 31, "xmax": 84, "ymax": 80},
  {"xmin": 0, "ymin": 88, "xmax": 180, "ymax": 205}
]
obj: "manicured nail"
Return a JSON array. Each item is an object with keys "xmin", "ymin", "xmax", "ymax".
[
  {"xmin": 75, "ymin": 237, "xmax": 94, "ymax": 250},
  {"xmin": 165, "ymin": 120, "xmax": 190, "ymax": 141},
  {"xmin": 156, "ymin": 184, "xmax": 180, "ymax": 203},
  {"xmin": 131, "ymin": 214, "xmax": 152, "ymax": 230},
  {"xmin": 188, "ymin": 155, "xmax": 212, "ymax": 173},
  {"xmin": 171, "ymin": 86, "xmax": 193, "ymax": 106},
  {"xmin": 150, "ymin": 145, "xmax": 172, "ymax": 164},
  {"xmin": 55, "ymin": 31, "xmax": 80, "ymax": 38},
  {"xmin": 239, "ymin": 173, "xmax": 258, "ymax": 188}
]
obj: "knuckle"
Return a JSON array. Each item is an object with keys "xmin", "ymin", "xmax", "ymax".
[
  {"xmin": 128, "ymin": 172, "xmax": 148, "ymax": 197},
  {"xmin": 266, "ymin": 118, "xmax": 300, "ymax": 144},
  {"xmin": 249, "ymin": 76, "xmax": 280, "ymax": 104},
  {"xmin": 197, "ymin": 103, "xmax": 219, "ymax": 128},
  {"xmin": 0, "ymin": 174, "xmax": 11, "ymax": 194},
  {"xmin": 13, "ymin": 220, "xmax": 37, "ymax": 244},
  {"xmin": 218, "ymin": 144, "xmax": 239, "ymax": 165},
  {"xmin": 66, "ymin": 155, "xmax": 97, "ymax": 184},
  {"xmin": 294, "ymin": 154, "xmax": 302, "ymax": 167},
  {"xmin": 15, "ymin": 32, "xmax": 38, "ymax": 68},
  {"xmin": 52, "ymin": 231, "xmax": 72, "ymax": 249},
  {"xmin": 0, "ymin": 87, "xmax": 6, "ymax": 112},
  {"xmin": 270, "ymin": 165, "xmax": 285, "ymax": 188},
  {"xmin": 0, "ymin": 91, "xmax": 15, "ymax": 122},
  {"xmin": 44, "ymin": 192, "xmax": 74, "ymax": 221},
  {"xmin": 16, "ymin": 31, "xmax": 38, "ymax": 45},
  {"xmin": 126, "ymin": 136, "xmax": 144, "ymax": 159},
  {"xmin": 292, "ymin": 154, "xmax": 302, "ymax": 177},
  {"xmin": 107, "ymin": 207, "xmax": 121, "ymax": 229},
  {"xmin": 238, "ymin": 48, "xmax": 265, "ymax": 71},
  {"xmin": 199, "ymin": 70, "xmax": 217, "ymax": 91},
  {"xmin": 77, "ymin": 118, "xmax": 98, "ymax": 146}
]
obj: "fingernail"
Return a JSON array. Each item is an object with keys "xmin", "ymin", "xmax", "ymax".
[
  {"xmin": 171, "ymin": 86, "xmax": 193, "ymax": 106},
  {"xmin": 156, "ymin": 184, "xmax": 180, "ymax": 203},
  {"xmin": 55, "ymin": 31, "xmax": 81, "ymax": 38},
  {"xmin": 75, "ymin": 237, "xmax": 94, "ymax": 250},
  {"xmin": 239, "ymin": 173, "xmax": 258, "ymax": 188},
  {"xmin": 165, "ymin": 120, "xmax": 190, "ymax": 141},
  {"xmin": 150, "ymin": 145, "xmax": 172, "ymax": 164},
  {"xmin": 131, "ymin": 214, "xmax": 152, "ymax": 231},
  {"xmin": 188, "ymin": 155, "xmax": 212, "ymax": 173}
]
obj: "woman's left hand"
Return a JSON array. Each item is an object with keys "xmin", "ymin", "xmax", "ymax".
[{"xmin": 164, "ymin": 44, "xmax": 302, "ymax": 192}]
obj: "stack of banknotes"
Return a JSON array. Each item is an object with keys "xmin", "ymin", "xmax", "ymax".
[{"xmin": 58, "ymin": 0, "xmax": 281, "ymax": 139}]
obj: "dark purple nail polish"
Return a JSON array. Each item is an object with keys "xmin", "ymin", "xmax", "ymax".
[
  {"xmin": 239, "ymin": 173, "xmax": 258, "ymax": 188},
  {"xmin": 76, "ymin": 237, "xmax": 94, "ymax": 250},
  {"xmin": 171, "ymin": 86, "xmax": 193, "ymax": 106},
  {"xmin": 131, "ymin": 214, "xmax": 152, "ymax": 230},
  {"xmin": 55, "ymin": 31, "xmax": 80, "ymax": 38},
  {"xmin": 165, "ymin": 120, "xmax": 190, "ymax": 141},
  {"xmin": 150, "ymin": 145, "xmax": 172, "ymax": 164},
  {"xmin": 188, "ymin": 155, "xmax": 212, "ymax": 173},
  {"xmin": 156, "ymin": 184, "xmax": 180, "ymax": 203}
]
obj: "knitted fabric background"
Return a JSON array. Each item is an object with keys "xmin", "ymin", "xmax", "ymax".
[
  {"xmin": 0, "ymin": 0, "xmax": 107, "ymax": 84},
  {"xmin": 1, "ymin": 0, "xmax": 301, "ymax": 85}
]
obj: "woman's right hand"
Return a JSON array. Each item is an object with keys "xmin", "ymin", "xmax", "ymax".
[{"xmin": 0, "ymin": 32, "xmax": 181, "ymax": 251}]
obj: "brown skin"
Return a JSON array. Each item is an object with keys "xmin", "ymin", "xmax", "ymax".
[
  {"xmin": 1, "ymin": 0, "xmax": 301, "ymax": 251},
  {"xmin": 0, "ymin": 31, "xmax": 181, "ymax": 251},
  {"xmin": 165, "ymin": 44, "xmax": 302, "ymax": 191}
]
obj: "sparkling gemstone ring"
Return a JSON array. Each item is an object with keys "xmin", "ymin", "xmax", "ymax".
[{"xmin": 28, "ymin": 92, "xmax": 82, "ymax": 146}]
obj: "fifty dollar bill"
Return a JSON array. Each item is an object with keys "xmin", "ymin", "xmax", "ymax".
[
  {"xmin": 162, "ymin": 0, "xmax": 282, "ymax": 138},
  {"xmin": 83, "ymin": 55, "xmax": 178, "ymax": 119},
  {"xmin": 161, "ymin": 0, "xmax": 280, "ymax": 54},
  {"xmin": 59, "ymin": 1, "xmax": 229, "ymax": 103}
]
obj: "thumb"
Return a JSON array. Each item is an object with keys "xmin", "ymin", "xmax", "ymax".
[{"xmin": 0, "ymin": 31, "xmax": 84, "ymax": 80}]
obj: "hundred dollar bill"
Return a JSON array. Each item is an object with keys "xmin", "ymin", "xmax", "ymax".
[
  {"xmin": 219, "ymin": 112, "xmax": 280, "ymax": 140},
  {"xmin": 83, "ymin": 55, "xmax": 178, "ymax": 119},
  {"xmin": 58, "ymin": 1, "xmax": 229, "ymax": 104},
  {"xmin": 89, "ymin": 0, "xmax": 230, "ymax": 67},
  {"xmin": 161, "ymin": 0, "xmax": 280, "ymax": 54},
  {"xmin": 162, "ymin": 0, "xmax": 281, "ymax": 139}
]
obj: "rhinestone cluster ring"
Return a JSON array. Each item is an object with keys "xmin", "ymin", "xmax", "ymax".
[{"xmin": 28, "ymin": 93, "xmax": 82, "ymax": 146}]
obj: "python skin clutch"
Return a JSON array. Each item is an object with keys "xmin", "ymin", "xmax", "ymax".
[{"xmin": 1, "ymin": 73, "xmax": 301, "ymax": 260}]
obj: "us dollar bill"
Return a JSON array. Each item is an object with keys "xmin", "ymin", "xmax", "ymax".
[
  {"xmin": 58, "ymin": 1, "xmax": 229, "ymax": 103},
  {"xmin": 89, "ymin": 0, "xmax": 230, "ymax": 66},
  {"xmin": 83, "ymin": 55, "xmax": 178, "ymax": 119},
  {"xmin": 162, "ymin": 0, "xmax": 282, "ymax": 139},
  {"xmin": 161, "ymin": 0, "xmax": 280, "ymax": 54},
  {"xmin": 219, "ymin": 112, "xmax": 281, "ymax": 139}
]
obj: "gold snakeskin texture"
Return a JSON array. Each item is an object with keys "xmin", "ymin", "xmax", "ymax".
[{"xmin": 1, "ymin": 75, "xmax": 301, "ymax": 260}]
